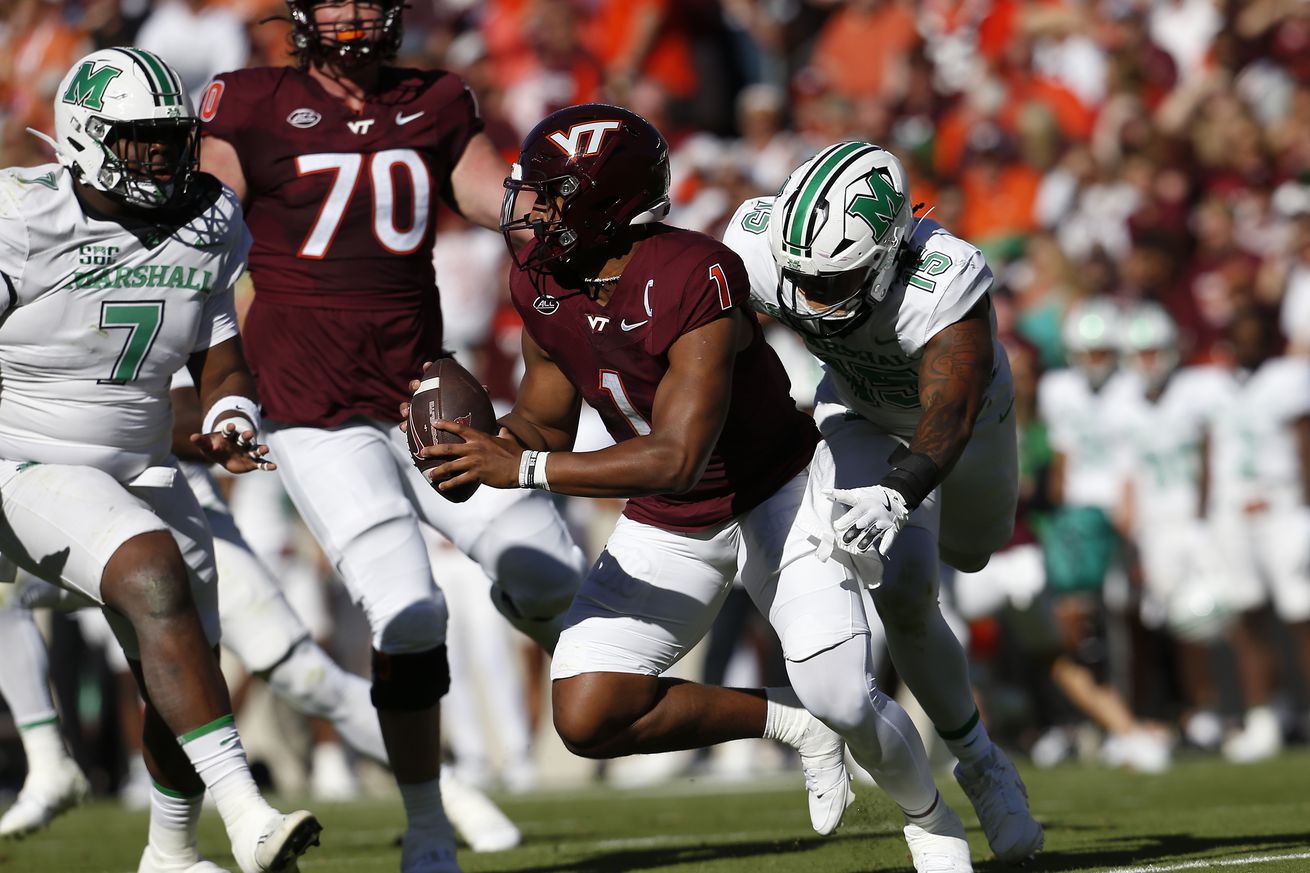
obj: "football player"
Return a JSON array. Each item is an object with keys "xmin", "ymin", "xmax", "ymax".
[
  {"xmin": 721, "ymin": 144, "xmax": 1042, "ymax": 866},
  {"xmin": 0, "ymin": 367, "xmax": 521, "ymax": 858},
  {"xmin": 410, "ymin": 105, "xmax": 974, "ymax": 873},
  {"xmin": 198, "ymin": 3, "xmax": 587, "ymax": 869},
  {"xmin": 0, "ymin": 49, "xmax": 319, "ymax": 872},
  {"xmin": 1207, "ymin": 307, "xmax": 1310, "ymax": 762},
  {"xmin": 1114, "ymin": 303, "xmax": 1228, "ymax": 748}
]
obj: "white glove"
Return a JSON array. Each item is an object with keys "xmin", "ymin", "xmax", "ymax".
[{"xmin": 824, "ymin": 485, "xmax": 911, "ymax": 556}]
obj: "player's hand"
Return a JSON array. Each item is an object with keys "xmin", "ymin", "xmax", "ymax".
[
  {"xmin": 189, "ymin": 423, "xmax": 276, "ymax": 474},
  {"xmin": 414, "ymin": 419, "xmax": 522, "ymax": 491},
  {"xmin": 824, "ymin": 485, "xmax": 910, "ymax": 556},
  {"xmin": 397, "ymin": 360, "xmax": 436, "ymax": 434}
]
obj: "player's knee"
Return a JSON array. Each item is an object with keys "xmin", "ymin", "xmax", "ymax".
[
  {"xmin": 479, "ymin": 527, "xmax": 584, "ymax": 622},
  {"xmin": 265, "ymin": 638, "xmax": 345, "ymax": 719},
  {"xmin": 940, "ymin": 545, "xmax": 992, "ymax": 574},
  {"xmin": 370, "ymin": 645, "xmax": 449, "ymax": 711},
  {"xmin": 372, "ymin": 596, "xmax": 447, "ymax": 654},
  {"xmin": 550, "ymin": 676, "xmax": 643, "ymax": 758},
  {"xmin": 793, "ymin": 670, "xmax": 883, "ymax": 741},
  {"xmin": 103, "ymin": 531, "xmax": 194, "ymax": 623}
]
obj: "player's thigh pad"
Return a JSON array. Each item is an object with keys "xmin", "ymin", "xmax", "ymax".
[
  {"xmin": 550, "ymin": 516, "xmax": 739, "ymax": 680},
  {"xmin": 938, "ymin": 408, "xmax": 1018, "ymax": 570},
  {"xmin": 1254, "ymin": 511, "xmax": 1310, "ymax": 623},
  {"xmin": 740, "ymin": 473, "xmax": 869, "ymax": 662},
  {"xmin": 267, "ymin": 422, "xmax": 446, "ymax": 652},
  {"xmin": 207, "ymin": 508, "xmax": 310, "ymax": 673},
  {"xmin": 0, "ymin": 461, "xmax": 220, "ymax": 656}
]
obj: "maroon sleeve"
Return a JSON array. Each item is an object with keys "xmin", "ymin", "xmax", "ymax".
[
  {"xmin": 653, "ymin": 248, "xmax": 750, "ymax": 352},
  {"xmin": 198, "ymin": 69, "xmax": 263, "ymax": 150},
  {"xmin": 430, "ymin": 73, "xmax": 485, "ymax": 214}
]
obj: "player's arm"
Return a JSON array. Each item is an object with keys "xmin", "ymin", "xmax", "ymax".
[
  {"xmin": 827, "ymin": 296, "xmax": 993, "ymax": 555},
  {"xmin": 169, "ymin": 383, "xmax": 209, "ymax": 462},
  {"xmin": 186, "ymin": 337, "xmax": 272, "ymax": 472},
  {"xmin": 199, "ymin": 135, "xmax": 248, "ymax": 207},
  {"xmin": 450, "ymin": 131, "xmax": 516, "ymax": 232},
  {"xmin": 498, "ymin": 330, "xmax": 583, "ymax": 452},
  {"xmin": 423, "ymin": 312, "xmax": 748, "ymax": 498}
]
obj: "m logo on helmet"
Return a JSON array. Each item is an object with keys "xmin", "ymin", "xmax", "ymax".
[
  {"xmin": 547, "ymin": 120, "xmax": 622, "ymax": 157},
  {"xmin": 62, "ymin": 61, "xmax": 122, "ymax": 111},
  {"xmin": 846, "ymin": 170, "xmax": 905, "ymax": 242}
]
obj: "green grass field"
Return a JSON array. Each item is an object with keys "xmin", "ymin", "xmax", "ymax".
[{"xmin": 4, "ymin": 750, "xmax": 1309, "ymax": 873}]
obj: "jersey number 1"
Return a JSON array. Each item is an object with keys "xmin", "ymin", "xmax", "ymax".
[{"xmin": 296, "ymin": 150, "xmax": 431, "ymax": 258}]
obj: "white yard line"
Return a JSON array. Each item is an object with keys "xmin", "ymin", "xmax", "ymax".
[{"xmin": 1094, "ymin": 851, "xmax": 1310, "ymax": 873}]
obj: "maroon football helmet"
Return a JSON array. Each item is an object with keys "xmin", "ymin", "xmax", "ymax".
[
  {"xmin": 500, "ymin": 104, "xmax": 671, "ymax": 273},
  {"xmin": 286, "ymin": 0, "xmax": 404, "ymax": 68}
]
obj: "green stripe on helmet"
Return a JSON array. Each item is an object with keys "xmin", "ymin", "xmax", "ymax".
[
  {"xmin": 785, "ymin": 142, "xmax": 866, "ymax": 251},
  {"xmin": 125, "ymin": 48, "xmax": 181, "ymax": 106}
]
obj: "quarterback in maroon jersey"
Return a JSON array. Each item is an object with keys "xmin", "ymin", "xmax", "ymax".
[
  {"xmin": 199, "ymin": 3, "xmax": 585, "ymax": 871},
  {"xmin": 412, "ymin": 105, "xmax": 964, "ymax": 859}
]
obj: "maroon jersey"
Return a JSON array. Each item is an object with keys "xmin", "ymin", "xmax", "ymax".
[
  {"xmin": 200, "ymin": 66, "xmax": 483, "ymax": 426},
  {"xmin": 510, "ymin": 226, "xmax": 819, "ymax": 532}
]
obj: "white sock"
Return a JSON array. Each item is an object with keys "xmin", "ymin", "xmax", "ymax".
[
  {"xmin": 762, "ymin": 687, "xmax": 810, "ymax": 747},
  {"xmin": 19, "ymin": 720, "xmax": 70, "ymax": 774},
  {"xmin": 178, "ymin": 715, "xmax": 271, "ymax": 829},
  {"xmin": 399, "ymin": 778, "xmax": 452, "ymax": 836},
  {"xmin": 148, "ymin": 783, "xmax": 202, "ymax": 861},
  {"xmin": 942, "ymin": 708, "xmax": 992, "ymax": 767}
]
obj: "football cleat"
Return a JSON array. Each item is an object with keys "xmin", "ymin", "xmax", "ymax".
[
  {"xmin": 400, "ymin": 828, "xmax": 461, "ymax": 873},
  {"xmin": 904, "ymin": 803, "xmax": 973, "ymax": 873},
  {"xmin": 229, "ymin": 808, "xmax": 321, "ymax": 873},
  {"xmin": 954, "ymin": 746, "xmax": 1044, "ymax": 863},
  {"xmin": 137, "ymin": 846, "xmax": 231, "ymax": 873},
  {"xmin": 439, "ymin": 772, "xmax": 521, "ymax": 853},
  {"xmin": 0, "ymin": 756, "xmax": 90, "ymax": 839},
  {"xmin": 790, "ymin": 710, "xmax": 854, "ymax": 835},
  {"xmin": 1222, "ymin": 706, "xmax": 1282, "ymax": 764}
]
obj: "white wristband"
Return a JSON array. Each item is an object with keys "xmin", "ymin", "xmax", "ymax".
[
  {"xmin": 202, "ymin": 394, "xmax": 261, "ymax": 436},
  {"xmin": 518, "ymin": 451, "xmax": 536, "ymax": 488},
  {"xmin": 532, "ymin": 451, "xmax": 551, "ymax": 491}
]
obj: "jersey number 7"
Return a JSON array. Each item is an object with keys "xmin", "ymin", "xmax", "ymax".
[{"xmin": 296, "ymin": 150, "xmax": 431, "ymax": 258}]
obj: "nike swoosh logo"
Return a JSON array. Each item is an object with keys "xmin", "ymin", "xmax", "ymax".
[
  {"xmin": 621, "ymin": 319, "xmax": 648, "ymax": 331},
  {"xmin": 996, "ymin": 395, "xmax": 1015, "ymax": 423},
  {"xmin": 396, "ymin": 110, "xmax": 425, "ymax": 125}
]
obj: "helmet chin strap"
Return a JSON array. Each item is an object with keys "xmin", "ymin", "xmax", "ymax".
[{"xmin": 25, "ymin": 128, "xmax": 63, "ymax": 163}]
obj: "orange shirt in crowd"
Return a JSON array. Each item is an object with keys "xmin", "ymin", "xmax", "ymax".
[
  {"xmin": 958, "ymin": 162, "xmax": 1040, "ymax": 246},
  {"xmin": 586, "ymin": 0, "xmax": 696, "ymax": 98},
  {"xmin": 811, "ymin": 0, "xmax": 919, "ymax": 101}
]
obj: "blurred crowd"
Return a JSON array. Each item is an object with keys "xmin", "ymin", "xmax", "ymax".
[{"xmin": 3, "ymin": 0, "xmax": 1310, "ymax": 801}]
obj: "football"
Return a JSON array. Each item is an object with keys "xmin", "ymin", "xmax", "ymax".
[{"xmin": 406, "ymin": 354, "xmax": 498, "ymax": 503}]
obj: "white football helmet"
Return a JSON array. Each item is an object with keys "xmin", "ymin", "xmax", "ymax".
[
  {"xmin": 1062, "ymin": 297, "xmax": 1122, "ymax": 389},
  {"xmin": 37, "ymin": 47, "xmax": 198, "ymax": 209},
  {"xmin": 1120, "ymin": 301, "xmax": 1180, "ymax": 393},
  {"xmin": 768, "ymin": 142, "xmax": 912, "ymax": 338}
]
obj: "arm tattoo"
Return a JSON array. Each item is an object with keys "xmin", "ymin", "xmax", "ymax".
[{"xmin": 910, "ymin": 300, "xmax": 992, "ymax": 475}]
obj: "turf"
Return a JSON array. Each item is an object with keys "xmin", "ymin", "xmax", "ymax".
[{"xmin": 3, "ymin": 750, "xmax": 1308, "ymax": 873}]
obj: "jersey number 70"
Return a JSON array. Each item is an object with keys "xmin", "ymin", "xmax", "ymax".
[{"xmin": 295, "ymin": 149, "xmax": 431, "ymax": 258}]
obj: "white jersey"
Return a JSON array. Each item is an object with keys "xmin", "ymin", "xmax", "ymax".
[
  {"xmin": 0, "ymin": 165, "xmax": 249, "ymax": 482},
  {"xmin": 1207, "ymin": 357, "xmax": 1310, "ymax": 513},
  {"xmin": 1037, "ymin": 367, "xmax": 1134, "ymax": 511},
  {"xmin": 725, "ymin": 199, "xmax": 1009, "ymax": 440},
  {"xmin": 1114, "ymin": 366, "xmax": 1227, "ymax": 528}
]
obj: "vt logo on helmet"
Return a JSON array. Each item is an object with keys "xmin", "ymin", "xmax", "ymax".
[
  {"xmin": 768, "ymin": 142, "xmax": 912, "ymax": 338},
  {"xmin": 34, "ymin": 48, "xmax": 199, "ymax": 210},
  {"xmin": 500, "ymin": 104, "xmax": 671, "ymax": 274}
]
